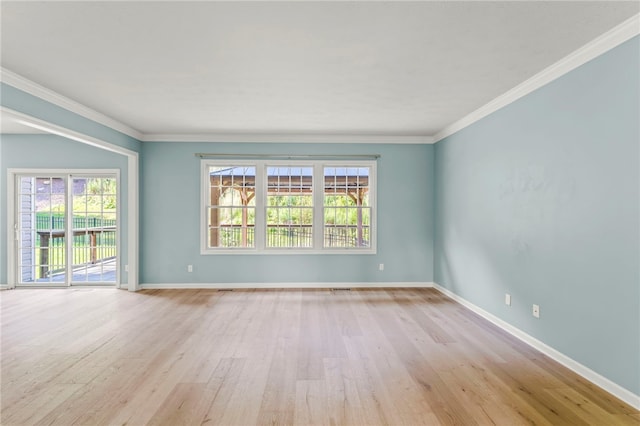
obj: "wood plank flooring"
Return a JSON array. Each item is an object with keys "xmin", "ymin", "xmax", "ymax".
[{"xmin": 1, "ymin": 288, "xmax": 637, "ymax": 425}]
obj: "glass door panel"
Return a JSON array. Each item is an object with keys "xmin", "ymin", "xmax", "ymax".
[
  {"xmin": 17, "ymin": 176, "xmax": 67, "ymax": 284},
  {"xmin": 70, "ymin": 177, "xmax": 117, "ymax": 284}
]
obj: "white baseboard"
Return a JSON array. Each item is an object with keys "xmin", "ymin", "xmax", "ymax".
[
  {"xmin": 0, "ymin": 284, "xmax": 9, "ymax": 291},
  {"xmin": 432, "ymin": 283, "xmax": 640, "ymax": 410},
  {"xmin": 139, "ymin": 281, "xmax": 434, "ymax": 290}
]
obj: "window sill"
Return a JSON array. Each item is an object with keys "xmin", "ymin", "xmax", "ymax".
[{"xmin": 200, "ymin": 248, "xmax": 377, "ymax": 255}]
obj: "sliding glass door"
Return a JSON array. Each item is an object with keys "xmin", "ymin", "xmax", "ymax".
[{"xmin": 15, "ymin": 172, "xmax": 118, "ymax": 286}]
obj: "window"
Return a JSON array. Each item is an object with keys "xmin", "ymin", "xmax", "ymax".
[
  {"xmin": 266, "ymin": 166, "xmax": 314, "ymax": 248},
  {"xmin": 207, "ymin": 166, "xmax": 256, "ymax": 248},
  {"xmin": 323, "ymin": 167, "xmax": 371, "ymax": 248},
  {"xmin": 202, "ymin": 160, "xmax": 376, "ymax": 254}
]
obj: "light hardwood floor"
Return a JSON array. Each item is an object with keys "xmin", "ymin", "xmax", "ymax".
[{"xmin": 1, "ymin": 288, "xmax": 638, "ymax": 425}]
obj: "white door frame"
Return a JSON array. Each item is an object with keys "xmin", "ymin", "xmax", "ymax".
[{"xmin": 3, "ymin": 107, "xmax": 139, "ymax": 291}]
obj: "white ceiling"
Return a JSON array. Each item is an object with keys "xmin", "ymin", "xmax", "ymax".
[{"xmin": 1, "ymin": 1, "xmax": 638, "ymax": 139}]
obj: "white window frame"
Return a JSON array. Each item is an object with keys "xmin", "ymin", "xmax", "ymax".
[{"xmin": 201, "ymin": 159, "xmax": 376, "ymax": 255}]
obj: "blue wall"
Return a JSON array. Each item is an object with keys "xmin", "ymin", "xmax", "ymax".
[
  {"xmin": 140, "ymin": 142, "xmax": 434, "ymax": 284},
  {"xmin": 434, "ymin": 37, "xmax": 639, "ymax": 394},
  {"xmin": 0, "ymin": 134, "xmax": 130, "ymax": 284}
]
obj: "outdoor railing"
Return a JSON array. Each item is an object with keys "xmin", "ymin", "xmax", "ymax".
[
  {"xmin": 217, "ymin": 224, "xmax": 369, "ymax": 248},
  {"xmin": 33, "ymin": 215, "xmax": 117, "ymax": 275},
  {"xmin": 35, "ymin": 226, "xmax": 117, "ymax": 278},
  {"xmin": 36, "ymin": 214, "xmax": 116, "ymax": 230}
]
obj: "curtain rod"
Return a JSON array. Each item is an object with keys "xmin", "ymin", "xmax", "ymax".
[{"xmin": 195, "ymin": 153, "xmax": 380, "ymax": 160}]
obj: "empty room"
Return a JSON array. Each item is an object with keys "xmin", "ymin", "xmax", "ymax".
[{"xmin": 1, "ymin": 1, "xmax": 638, "ymax": 425}]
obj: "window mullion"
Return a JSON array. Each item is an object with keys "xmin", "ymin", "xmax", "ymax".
[
  {"xmin": 201, "ymin": 161, "xmax": 209, "ymax": 253},
  {"xmin": 254, "ymin": 162, "xmax": 266, "ymax": 250},
  {"xmin": 65, "ymin": 175, "xmax": 73, "ymax": 286},
  {"xmin": 313, "ymin": 163, "xmax": 324, "ymax": 250}
]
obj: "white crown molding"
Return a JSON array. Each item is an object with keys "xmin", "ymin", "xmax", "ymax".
[
  {"xmin": 141, "ymin": 133, "xmax": 434, "ymax": 144},
  {"xmin": 0, "ymin": 67, "xmax": 144, "ymax": 140},
  {"xmin": 432, "ymin": 283, "xmax": 640, "ymax": 410},
  {"xmin": 433, "ymin": 13, "xmax": 640, "ymax": 143},
  {"xmin": 0, "ymin": 67, "xmax": 432, "ymax": 145},
  {"xmin": 139, "ymin": 281, "xmax": 434, "ymax": 290}
]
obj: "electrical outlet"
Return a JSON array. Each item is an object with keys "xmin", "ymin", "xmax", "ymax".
[
  {"xmin": 124, "ymin": 264, "xmax": 129, "ymax": 272},
  {"xmin": 533, "ymin": 304, "xmax": 540, "ymax": 318},
  {"xmin": 505, "ymin": 293, "xmax": 511, "ymax": 306},
  {"xmin": 379, "ymin": 263, "xmax": 384, "ymax": 271},
  {"xmin": 187, "ymin": 265, "xmax": 193, "ymax": 273}
]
